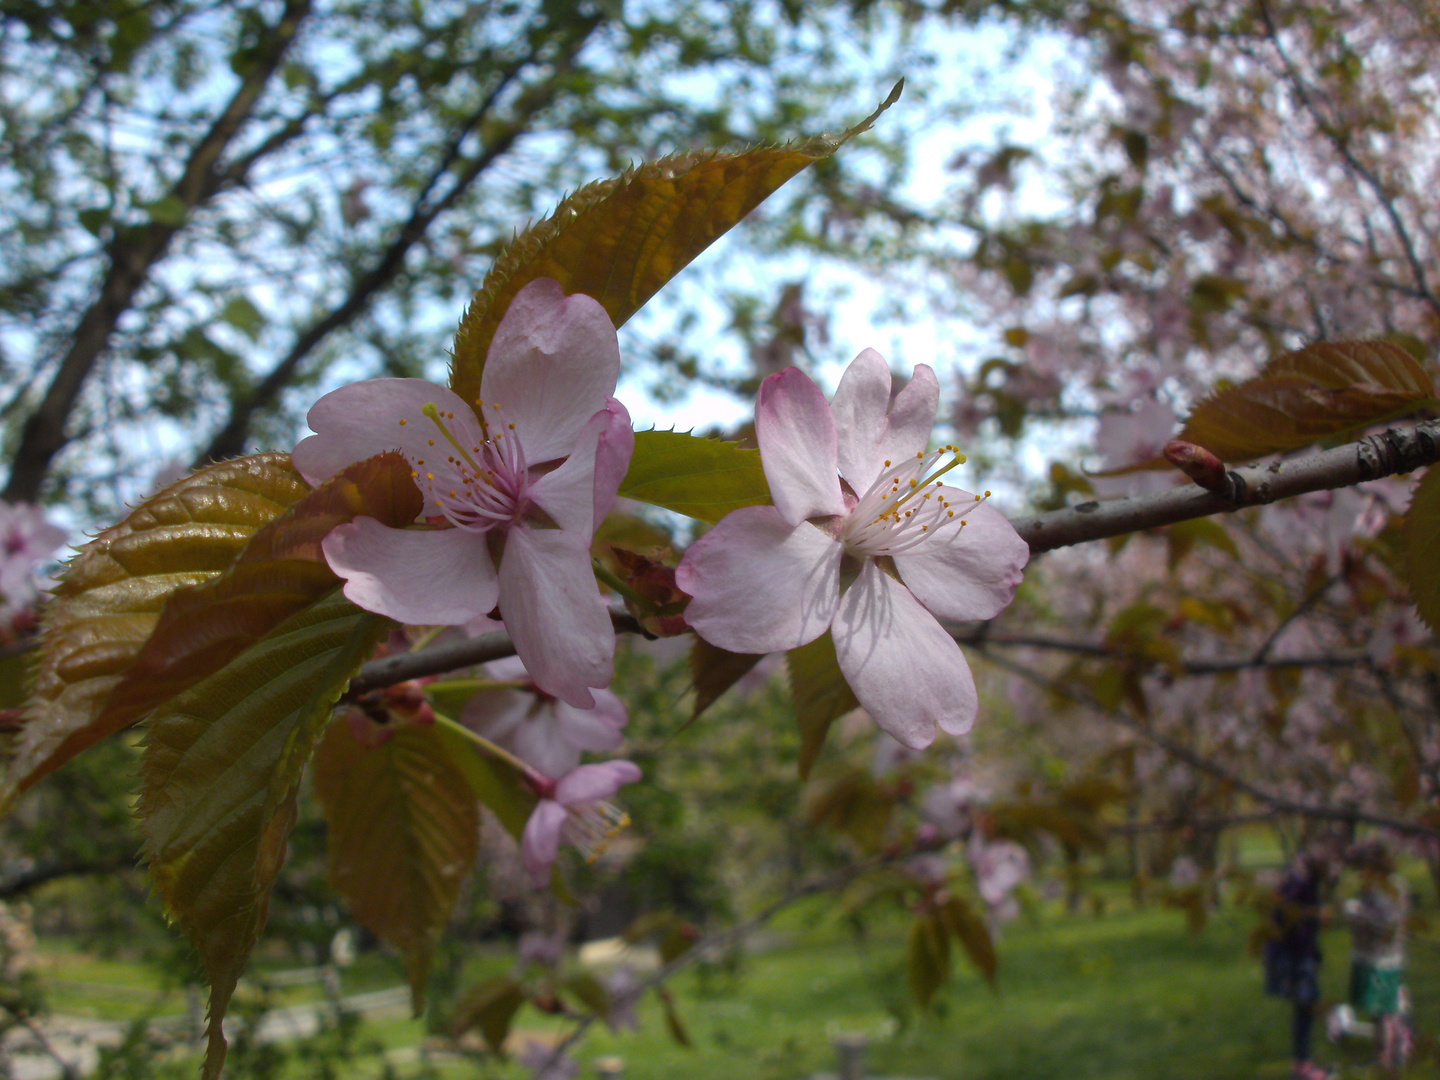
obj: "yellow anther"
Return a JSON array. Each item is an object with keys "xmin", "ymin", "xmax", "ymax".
[{"xmin": 399, "ymin": 418, "xmax": 407, "ymax": 425}]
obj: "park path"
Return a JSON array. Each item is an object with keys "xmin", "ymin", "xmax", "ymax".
[{"xmin": 2, "ymin": 983, "xmax": 410, "ymax": 1079}]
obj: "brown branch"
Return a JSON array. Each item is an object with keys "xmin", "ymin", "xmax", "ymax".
[
  {"xmin": 975, "ymin": 646, "xmax": 1440, "ymax": 841},
  {"xmin": 1013, "ymin": 418, "xmax": 1440, "ymax": 555},
  {"xmin": 2, "ymin": 0, "xmax": 313, "ymax": 503},
  {"xmin": 198, "ymin": 15, "xmax": 604, "ymax": 464}
]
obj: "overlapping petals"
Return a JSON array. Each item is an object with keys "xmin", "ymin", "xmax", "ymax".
[
  {"xmin": 292, "ymin": 279, "xmax": 632, "ymax": 707},
  {"xmin": 677, "ymin": 349, "xmax": 1029, "ymax": 748}
]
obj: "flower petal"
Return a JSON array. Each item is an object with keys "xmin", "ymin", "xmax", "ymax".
[
  {"xmin": 528, "ymin": 399, "xmax": 633, "ymax": 536},
  {"xmin": 553, "ymin": 760, "xmax": 642, "ymax": 804},
  {"xmin": 497, "ymin": 526, "xmax": 614, "ymax": 708},
  {"xmin": 521, "ymin": 799, "xmax": 569, "ymax": 887},
  {"xmin": 676, "ymin": 506, "xmax": 842, "ymax": 654},
  {"xmin": 756, "ymin": 367, "xmax": 845, "ymax": 526},
  {"xmin": 831, "ymin": 560, "xmax": 979, "ymax": 748},
  {"xmin": 460, "ymin": 685, "xmax": 531, "ymax": 744},
  {"xmin": 893, "ymin": 501, "xmax": 1030, "ymax": 622},
  {"xmin": 479, "ymin": 279, "xmax": 622, "ymax": 464},
  {"xmin": 293, "ymin": 378, "xmax": 479, "ymax": 486},
  {"xmin": 831, "ymin": 350, "xmax": 938, "ymax": 494},
  {"xmin": 322, "ymin": 518, "xmax": 498, "ymax": 625}
]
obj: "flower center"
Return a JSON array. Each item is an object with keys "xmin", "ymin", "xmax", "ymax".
[
  {"xmin": 402, "ymin": 401, "xmax": 531, "ymax": 531},
  {"xmin": 842, "ymin": 445, "xmax": 990, "ymax": 557},
  {"xmin": 562, "ymin": 799, "xmax": 632, "ymax": 864}
]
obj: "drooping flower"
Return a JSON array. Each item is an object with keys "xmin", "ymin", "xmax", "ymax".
[
  {"xmin": 292, "ymin": 279, "xmax": 634, "ymax": 707},
  {"xmin": 675, "ymin": 349, "xmax": 1029, "ymax": 748},
  {"xmin": 520, "ymin": 760, "xmax": 642, "ymax": 887},
  {"xmin": 462, "ymin": 654, "xmax": 627, "ymax": 777}
]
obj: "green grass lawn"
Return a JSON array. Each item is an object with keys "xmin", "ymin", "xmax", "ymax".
[{"xmin": 30, "ymin": 898, "xmax": 1439, "ymax": 1080}]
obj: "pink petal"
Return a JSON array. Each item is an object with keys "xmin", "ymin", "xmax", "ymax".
[
  {"xmin": 497, "ymin": 526, "xmax": 614, "ymax": 708},
  {"xmin": 479, "ymin": 280, "xmax": 622, "ymax": 465},
  {"xmin": 831, "ymin": 560, "xmax": 979, "ymax": 748},
  {"xmin": 521, "ymin": 799, "xmax": 570, "ymax": 886},
  {"xmin": 676, "ymin": 506, "xmax": 842, "ymax": 654},
  {"xmin": 756, "ymin": 368, "xmax": 845, "ymax": 526},
  {"xmin": 831, "ymin": 350, "xmax": 939, "ymax": 494},
  {"xmin": 294, "ymin": 378, "xmax": 479, "ymax": 486},
  {"xmin": 554, "ymin": 760, "xmax": 642, "ymax": 804},
  {"xmin": 528, "ymin": 400, "xmax": 633, "ymax": 537},
  {"xmin": 893, "ymin": 501, "xmax": 1030, "ymax": 623},
  {"xmin": 322, "ymin": 518, "xmax": 498, "ymax": 625},
  {"xmin": 512, "ymin": 692, "xmax": 627, "ymax": 775},
  {"xmin": 592, "ymin": 397, "xmax": 635, "ymax": 529},
  {"xmin": 459, "ymin": 685, "xmax": 531, "ymax": 743}
]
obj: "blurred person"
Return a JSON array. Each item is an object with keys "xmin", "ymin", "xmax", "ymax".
[
  {"xmin": 1342, "ymin": 839, "xmax": 1411, "ymax": 1073},
  {"xmin": 1262, "ymin": 847, "xmax": 1337, "ymax": 1080}
]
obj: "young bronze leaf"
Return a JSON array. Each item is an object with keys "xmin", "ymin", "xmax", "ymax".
[
  {"xmin": 313, "ymin": 717, "xmax": 479, "ymax": 1013},
  {"xmin": 1178, "ymin": 339, "xmax": 1436, "ymax": 462},
  {"xmin": 140, "ymin": 590, "xmax": 389, "ymax": 1080},
  {"xmin": 450, "ymin": 81, "xmax": 903, "ymax": 402},
  {"xmin": 939, "ymin": 894, "xmax": 998, "ymax": 985},
  {"xmin": 906, "ymin": 910, "xmax": 951, "ymax": 1009},
  {"xmin": 99, "ymin": 452, "xmax": 420, "ymax": 734},
  {"xmin": 1403, "ymin": 467, "xmax": 1440, "ymax": 633},
  {"xmin": 621, "ymin": 429, "xmax": 772, "ymax": 523},
  {"xmin": 788, "ymin": 632, "xmax": 859, "ymax": 779},
  {"xmin": 447, "ymin": 975, "xmax": 526, "ymax": 1052},
  {"xmin": 5, "ymin": 454, "xmax": 308, "ymax": 810},
  {"xmin": 689, "ymin": 636, "xmax": 765, "ymax": 719}
]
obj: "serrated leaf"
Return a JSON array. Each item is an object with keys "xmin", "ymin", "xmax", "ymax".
[
  {"xmin": 313, "ymin": 718, "xmax": 478, "ymax": 1013},
  {"xmin": 620, "ymin": 430, "xmax": 771, "ymax": 523},
  {"xmin": 788, "ymin": 632, "xmax": 858, "ymax": 779},
  {"xmin": 140, "ymin": 589, "xmax": 389, "ymax": 1080},
  {"xmin": 449, "ymin": 82, "xmax": 903, "ymax": 402},
  {"xmin": 1180, "ymin": 339, "xmax": 1435, "ymax": 462},
  {"xmin": 938, "ymin": 894, "xmax": 998, "ymax": 985},
  {"xmin": 1403, "ymin": 466, "xmax": 1440, "ymax": 633},
  {"xmin": 99, "ymin": 453, "xmax": 420, "ymax": 736},
  {"xmin": 449, "ymin": 975, "xmax": 526, "ymax": 1052},
  {"xmin": 432, "ymin": 717, "xmax": 537, "ymax": 840},
  {"xmin": 6, "ymin": 454, "xmax": 308, "ymax": 810},
  {"xmin": 906, "ymin": 912, "xmax": 951, "ymax": 1009},
  {"xmin": 689, "ymin": 636, "xmax": 764, "ymax": 719}
]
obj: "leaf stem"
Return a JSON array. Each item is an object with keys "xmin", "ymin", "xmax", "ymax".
[{"xmin": 432, "ymin": 711, "xmax": 542, "ymax": 783}]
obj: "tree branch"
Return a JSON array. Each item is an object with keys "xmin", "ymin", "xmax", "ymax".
[
  {"xmin": 2, "ymin": 0, "xmax": 313, "ymax": 503},
  {"xmin": 1013, "ymin": 418, "xmax": 1440, "ymax": 555},
  {"xmin": 198, "ymin": 14, "xmax": 604, "ymax": 464}
]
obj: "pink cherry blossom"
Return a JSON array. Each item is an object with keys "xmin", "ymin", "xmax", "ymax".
[
  {"xmin": 520, "ymin": 760, "xmax": 642, "ymax": 887},
  {"xmin": 0, "ymin": 500, "xmax": 67, "ymax": 633},
  {"xmin": 462, "ymin": 655, "xmax": 627, "ymax": 777},
  {"xmin": 676, "ymin": 349, "xmax": 1030, "ymax": 748},
  {"xmin": 292, "ymin": 279, "xmax": 634, "ymax": 707}
]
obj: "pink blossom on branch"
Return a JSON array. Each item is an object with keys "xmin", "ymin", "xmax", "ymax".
[
  {"xmin": 462, "ymin": 655, "xmax": 627, "ymax": 778},
  {"xmin": 676, "ymin": 349, "xmax": 1030, "ymax": 748},
  {"xmin": 520, "ymin": 760, "xmax": 642, "ymax": 888},
  {"xmin": 292, "ymin": 279, "xmax": 634, "ymax": 707}
]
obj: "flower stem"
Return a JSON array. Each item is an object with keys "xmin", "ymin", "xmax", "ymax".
[
  {"xmin": 591, "ymin": 558, "xmax": 646, "ymax": 607},
  {"xmin": 433, "ymin": 711, "xmax": 543, "ymax": 783}
]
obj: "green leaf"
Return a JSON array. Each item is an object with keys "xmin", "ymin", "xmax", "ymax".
[
  {"xmin": 1180, "ymin": 339, "xmax": 1435, "ymax": 462},
  {"xmin": 6, "ymin": 454, "xmax": 308, "ymax": 810},
  {"xmin": 906, "ymin": 911, "xmax": 951, "ymax": 1009},
  {"xmin": 313, "ymin": 718, "xmax": 479, "ymax": 1014},
  {"xmin": 658, "ymin": 987, "xmax": 692, "ymax": 1048},
  {"xmin": 449, "ymin": 82, "xmax": 903, "ymax": 402},
  {"xmin": 448, "ymin": 975, "xmax": 526, "ymax": 1052},
  {"xmin": 688, "ymin": 636, "xmax": 764, "ymax": 720},
  {"xmin": 620, "ymin": 430, "xmax": 771, "ymax": 523},
  {"xmin": 98, "ymin": 453, "xmax": 420, "ymax": 736},
  {"xmin": 787, "ymin": 632, "xmax": 858, "ymax": 779},
  {"xmin": 140, "ymin": 589, "xmax": 389, "ymax": 1080},
  {"xmin": 938, "ymin": 894, "xmax": 998, "ymax": 985},
  {"xmin": 1403, "ymin": 466, "xmax": 1440, "ymax": 633}
]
